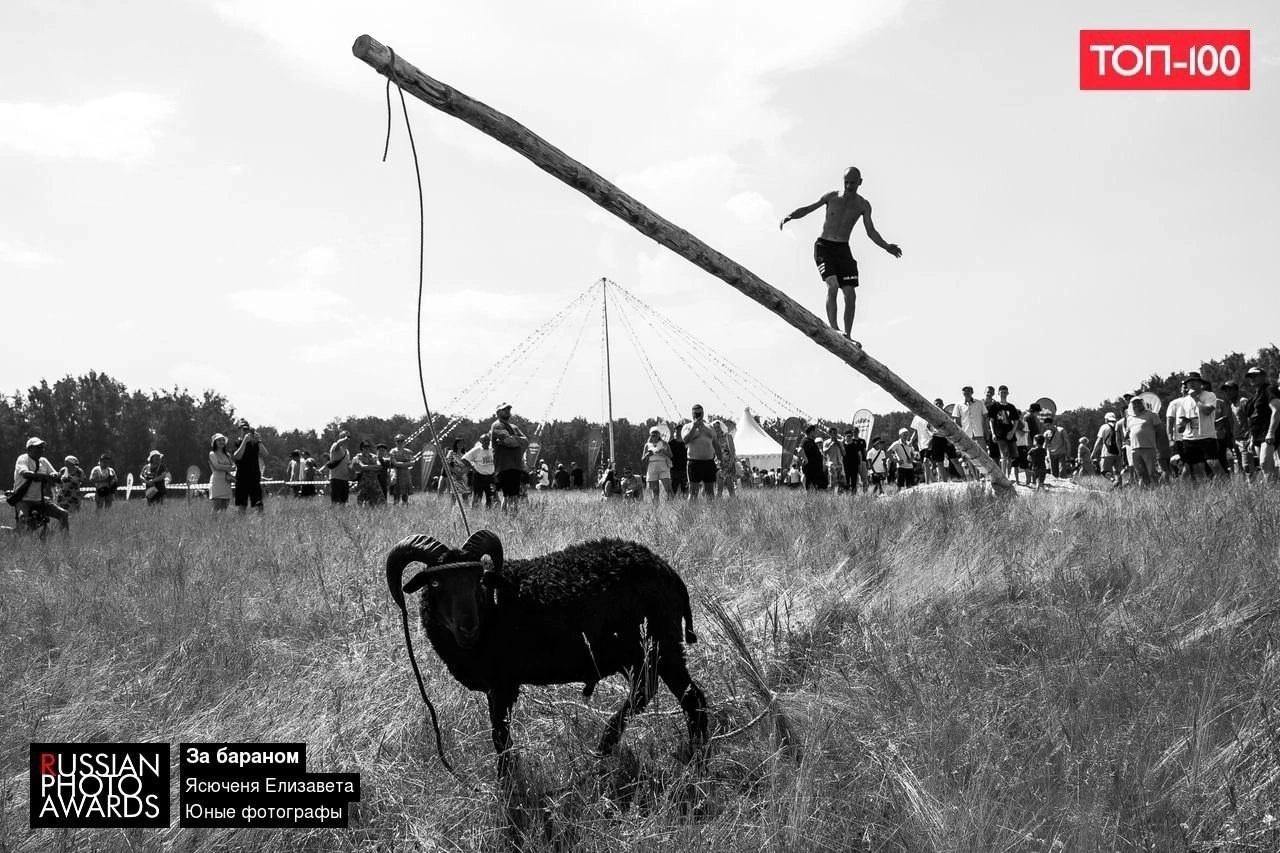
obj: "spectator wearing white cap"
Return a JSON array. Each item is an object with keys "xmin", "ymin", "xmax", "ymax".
[
  {"xmin": 887, "ymin": 427, "xmax": 919, "ymax": 490},
  {"xmin": 1091, "ymin": 412, "xmax": 1122, "ymax": 481},
  {"xmin": 1167, "ymin": 372, "xmax": 1221, "ymax": 480},
  {"xmin": 489, "ymin": 402, "xmax": 529, "ymax": 510},
  {"xmin": 11, "ymin": 437, "xmax": 70, "ymax": 530},
  {"xmin": 141, "ymin": 450, "xmax": 168, "ymax": 506}
]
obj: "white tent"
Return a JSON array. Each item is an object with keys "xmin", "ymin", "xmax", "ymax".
[{"xmin": 729, "ymin": 407, "xmax": 784, "ymax": 471}]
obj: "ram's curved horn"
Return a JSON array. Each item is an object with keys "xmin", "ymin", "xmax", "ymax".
[
  {"xmin": 460, "ymin": 529, "xmax": 503, "ymax": 573},
  {"xmin": 385, "ymin": 534, "xmax": 453, "ymax": 611}
]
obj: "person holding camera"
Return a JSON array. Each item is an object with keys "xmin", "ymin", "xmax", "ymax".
[
  {"xmin": 682, "ymin": 404, "xmax": 721, "ymax": 501},
  {"xmin": 1167, "ymin": 372, "xmax": 1221, "ymax": 481},
  {"xmin": 232, "ymin": 419, "xmax": 264, "ymax": 512},
  {"xmin": 89, "ymin": 453, "xmax": 118, "ymax": 510}
]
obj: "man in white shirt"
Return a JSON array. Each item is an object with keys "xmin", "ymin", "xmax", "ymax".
[
  {"xmin": 956, "ymin": 386, "xmax": 989, "ymax": 479},
  {"xmin": 1167, "ymin": 371, "xmax": 1221, "ymax": 480},
  {"xmin": 461, "ymin": 433, "xmax": 496, "ymax": 507},
  {"xmin": 11, "ymin": 437, "xmax": 70, "ymax": 530}
]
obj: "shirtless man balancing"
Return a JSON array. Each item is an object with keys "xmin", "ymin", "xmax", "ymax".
[{"xmin": 780, "ymin": 167, "xmax": 902, "ymax": 344}]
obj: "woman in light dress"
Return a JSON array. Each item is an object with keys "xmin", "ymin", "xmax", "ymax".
[
  {"xmin": 208, "ymin": 433, "xmax": 235, "ymax": 512},
  {"xmin": 640, "ymin": 426, "xmax": 673, "ymax": 501}
]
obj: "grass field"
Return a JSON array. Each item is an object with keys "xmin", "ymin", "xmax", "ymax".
[{"xmin": 3, "ymin": 481, "xmax": 1279, "ymax": 851}]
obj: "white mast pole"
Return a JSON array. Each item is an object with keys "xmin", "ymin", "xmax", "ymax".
[{"xmin": 601, "ymin": 278, "xmax": 617, "ymax": 472}]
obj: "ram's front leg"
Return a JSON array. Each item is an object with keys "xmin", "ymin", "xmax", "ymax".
[{"xmin": 486, "ymin": 684, "xmax": 520, "ymax": 773}]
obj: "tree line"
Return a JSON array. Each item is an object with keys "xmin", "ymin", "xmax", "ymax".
[{"xmin": 3, "ymin": 347, "xmax": 1275, "ymax": 483}]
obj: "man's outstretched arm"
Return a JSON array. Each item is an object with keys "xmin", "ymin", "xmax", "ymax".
[
  {"xmin": 779, "ymin": 192, "xmax": 834, "ymax": 230},
  {"xmin": 862, "ymin": 206, "xmax": 902, "ymax": 257}
]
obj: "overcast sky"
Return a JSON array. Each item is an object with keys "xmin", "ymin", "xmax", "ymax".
[{"xmin": 4, "ymin": 1, "xmax": 1277, "ymax": 431}]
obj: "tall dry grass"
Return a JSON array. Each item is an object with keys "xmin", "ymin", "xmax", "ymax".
[{"xmin": 2, "ymin": 480, "xmax": 1278, "ymax": 851}]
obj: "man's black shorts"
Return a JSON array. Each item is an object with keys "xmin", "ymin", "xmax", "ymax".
[
  {"xmin": 927, "ymin": 435, "xmax": 956, "ymax": 463},
  {"xmin": 687, "ymin": 460, "xmax": 718, "ymax": 485},
  {"xmin": 497, "ymin": 468, "xmax": 524, "ymax": 497},
  {"xmin": 329, "ymin": 478, "xmax": 350, "ymax": 504},
  {"xmin": 234, "ymin": 478, "xmax": 263, "ymax": 508},
  {"xmin": 813, "ymin": 239, "xmax": 858, "ymax": 287},
  {"xmin": 472, "ymin": 473, "xmax": 494, "ymax": 497},
  {"xmin": 1180, "ymin": 437, "xmax": 1218, "ymax": 466}
]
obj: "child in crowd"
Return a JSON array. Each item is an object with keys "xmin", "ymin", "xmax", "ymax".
[{"xmin": 1028, "ymin": 434, "xmax": 1049, "ymax": 490}]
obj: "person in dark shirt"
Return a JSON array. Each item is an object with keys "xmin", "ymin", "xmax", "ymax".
[
  {"xmin": 488, "ymin": 403, "xmax": 530, "ymax": 511},
  {"xmin": 232, "ymin": 419, "xmax": 264, "ymax": 512},
  {"xmin": 842, "ymin": 428, "xmax": 867, "ymax": 493},
  {"xmin": 986, "ymin": 385, "xmax": 1020, "ymax": 479},
  {"xmin": 553, "ymin": 463, "xmax": 571, "ymax": 489},
  {"xmin": 1021, "ymin": 404, "xmax": 1045, "ymax": 483},
  {"xmin": 800, "ymin": 424, "xmax": 824, "ymax": 490},
  {"xmin": 375, "ymin": 443, "xmax": 392, "ymax": 501},
  {"xmin": 1246, "ymin": 367, "xmax": 1280, "ymax": 475},
  {"xmin": 667, "ymin": 427, "xmax": 688, "ymax": 495},
  {"xmin": 571, "ymin": 462, "xmax": 584, "ymax": 489}
]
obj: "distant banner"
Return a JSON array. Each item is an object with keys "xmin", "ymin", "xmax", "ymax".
[
  {"xmin": 586, "ymin": 432, "xmax": 602, "ymax": 474},
  {"xmin": 852, "ymin": 409, "xmax": 875, "ymax": 440},
  {"xmin": 780, "ymin": 417, "xmax": 805, "ymax": 469},
  {"xmin": 418, "ymin": 451, "xmax": 436, "ymax": 491}
]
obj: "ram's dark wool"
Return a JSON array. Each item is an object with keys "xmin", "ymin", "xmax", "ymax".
[{"xmin": 386, "ymin": 530, "xmax": 708, "ymax": 761}]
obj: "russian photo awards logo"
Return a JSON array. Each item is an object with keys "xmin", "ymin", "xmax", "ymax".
[{"xmin": 30, "ymin": 743, "xmax": 170, "ymax": 829}]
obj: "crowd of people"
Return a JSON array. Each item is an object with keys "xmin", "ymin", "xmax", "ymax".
[{"xmin": 10, "ymin": 366, "xmax": 1279, "ymax": 530}]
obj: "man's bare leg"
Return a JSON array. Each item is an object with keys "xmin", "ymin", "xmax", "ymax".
[
  {"xmin": 841, "ymin": 285, "xmax": 858, "ymax": 343},
  {"xmin": 825, "ymin": 278, "xmax": 840, "ymax": 332}
]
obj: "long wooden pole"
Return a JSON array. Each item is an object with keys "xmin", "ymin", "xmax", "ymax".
[{"xmin": 353, "ymin": 35, "xmax": 1014, "ymax": 495}]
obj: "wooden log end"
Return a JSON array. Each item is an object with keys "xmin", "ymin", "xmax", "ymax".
[{"xmin": 352, "ymin": 34, "xmax": 383, "ymax": 63}]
